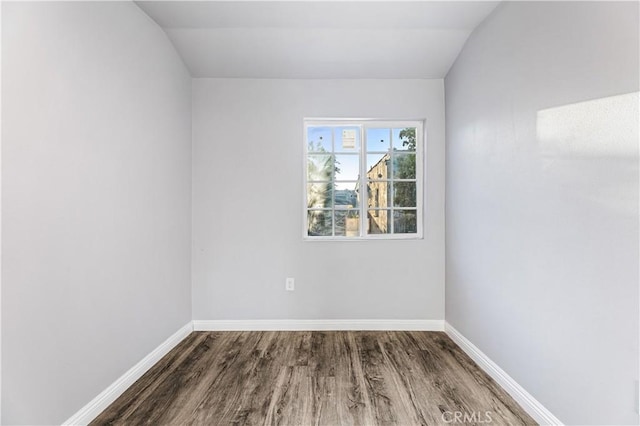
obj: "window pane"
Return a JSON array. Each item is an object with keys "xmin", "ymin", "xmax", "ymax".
[
  {"xmin": 334, "ymin": 183, "xmax": 359, "ymax": 208},
  {"xmin": 334, "ymin": 126, "xmax": 360, "ymax": 152},
  {"xmin": 367, "ymin": 209, "xmax": 390, "ymax": 234},
  {"xmin": 307, "ymin": 154, "xmax": 333, "ymax": 181},
  {"xmin": 307, "ymin": 183, "xmax": 332, "ymax": 208},
  {"xmin": 335, "ymin": 210, "xmax": 360, "ymax": 237},
  {"xmin": 392, "ymin": 153, "xmax": 416, "ymax": 179},
  {"xmin": 307, "ymin": 127, "xmax": 332, "ymax": 152},
  {"xmin": 367, "ymin": 181, "xmax": 390, "ymax": 209},
  {"xmin": 392, "ymin": 127, "xmax": 416, "ymax": 152},
  {"xmin": 307, "ymin": 210, "xmax": 332, "ymax": 236},
  {"xmin": 393, "ymin": 182, "xmax": 416, "ymax": 207},
  {"xmin": 366, "ymin": 153, "xmax": 390, "ymax": 180},
  {"xmin": 334, "ymin": 154, "xmax": 360, "ymax": 181},
  {"xmin": 394, "ymin": 210, "xmax": 417, "ymax": 234},
  {"xmin": 366, "ymin": 128, "xmax": 390, "ymax": 151}
]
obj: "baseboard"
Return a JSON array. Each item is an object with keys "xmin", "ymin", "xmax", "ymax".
[
  {"xmin": 193, "ymin": 319, "xmax": 444, "ymax": 331},
  {"xmin": 445, "ymin": 322, "xmax": 563, "ymax": 426},
  {"xmin": 60, "ymin": 320, "xmax": 563, "ymax": 425},
  {"xmin": 62, "ymin": 322, "xmax": 193, "ymax": 426}
]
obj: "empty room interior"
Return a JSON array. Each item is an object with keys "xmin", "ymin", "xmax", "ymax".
[{"xmin": 2, "ymin": 1, "xmax": 639, "ymax": 425}]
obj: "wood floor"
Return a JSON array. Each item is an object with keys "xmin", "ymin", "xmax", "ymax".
[{"xmin": 92, "ymin": 331, "xmax": 536, "ymax": 425}]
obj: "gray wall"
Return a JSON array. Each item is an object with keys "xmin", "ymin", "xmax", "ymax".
[
  {"xmin": 2, "ymin": 2, "xmax": 192, "ymax": 424},
  {"xmin": 445, "ymin": 2, "xmax": 639, "ymax": 425},
  {"xmin": 192, "ymin": 79, "xmax": 445, "ymax": 321}
]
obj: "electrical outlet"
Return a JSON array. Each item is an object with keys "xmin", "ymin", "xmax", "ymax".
[{"xmin": 285, "ymin": 277, "xmax": 295, "ymax": 291}]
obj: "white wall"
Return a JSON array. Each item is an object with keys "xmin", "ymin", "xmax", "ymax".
[
  {"xmin": 445, "ymin": 2, "xmax": 639, "ymax": 425},
  {"xmin": 2, "ymin": 2, "xmax": 192, "ymax": 424},
  {"xmin": 192, "ymin": 79, "xmax": 445, "ymax": 321}
]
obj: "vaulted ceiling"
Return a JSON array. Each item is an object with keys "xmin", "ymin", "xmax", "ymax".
[{"xmin": 136, "ymin": 1, "xmax": 499, "ymax": 79}]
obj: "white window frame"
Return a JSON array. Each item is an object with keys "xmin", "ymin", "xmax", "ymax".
[{"xmin": 303, "ymin": 118, "xmax": 425, "ymax": 241}]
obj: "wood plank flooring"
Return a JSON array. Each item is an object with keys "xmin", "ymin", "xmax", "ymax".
[{"xmin": 91, "ymin": 331, "xmax": 536, "ymax": 425}]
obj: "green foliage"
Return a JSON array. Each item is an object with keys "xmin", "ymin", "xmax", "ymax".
[
  {"xmin": 393, "ymin": 128, "xmax": 416, "ymax": 208},
  {"xmin": 398, "ymin": 128, "xmax": 416, "ymax": 150}
]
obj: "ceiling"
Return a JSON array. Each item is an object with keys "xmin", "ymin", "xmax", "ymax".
[{"xmin": 135, "ymin": 1, "xmax": 500, "ymax": 79}]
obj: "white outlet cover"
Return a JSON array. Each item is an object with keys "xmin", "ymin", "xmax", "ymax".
[{"xmin": 286, "ymin": 278, "xmax": 295, "ymax": 291}]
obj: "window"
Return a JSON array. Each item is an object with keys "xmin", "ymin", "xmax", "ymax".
[{"xmin": 304, "ymin": 119, "xmax": 423, "ymax": 240}]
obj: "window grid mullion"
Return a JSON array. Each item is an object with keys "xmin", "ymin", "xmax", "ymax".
[
  {"xmin": 305, "ymin": 120, "xmax": 421, "ymax": 240},
  {"xmin": 359, "ymin": 126, "xmax": 365, "ymax": 237},
  {"xmin": 389, "ymin": 128, "xmax": 394, "ymax": 235}
]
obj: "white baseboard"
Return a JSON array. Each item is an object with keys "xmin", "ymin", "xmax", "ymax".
[
  {"xmin": 62, "ymin": 322, "xmax": 193, "ymax": 426},
  {"xmin": 60, "ymin": 320, "xmax": 560, "ymax": 425},
  {"xmin": 445, "ymin": 322, "xmax": 563, "ymax": 426},
  {"xmin": 193, "ymin": 319, "xmax": 444, "ymax": 331}
]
